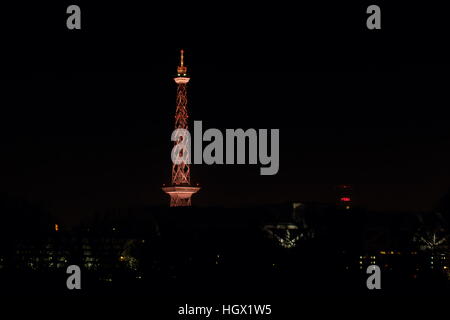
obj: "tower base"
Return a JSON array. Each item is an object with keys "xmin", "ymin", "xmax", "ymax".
[{"xmin": 162, "ymin": 186, "xmax": 200, "ymax": 207}]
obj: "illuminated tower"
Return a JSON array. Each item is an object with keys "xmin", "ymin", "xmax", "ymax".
[{"xmin": 162, "ymin": 50, "xmax": 200, "ymax": 207}]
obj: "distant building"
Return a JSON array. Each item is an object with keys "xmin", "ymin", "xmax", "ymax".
[{"xmin": 337, "ymin": 184, "xmax": 353, "ymax": 210}]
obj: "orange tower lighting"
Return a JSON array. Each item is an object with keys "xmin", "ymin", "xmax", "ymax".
[{"xmin": 162, "ymin": 50, "xmax": 200, "ymax": 207}]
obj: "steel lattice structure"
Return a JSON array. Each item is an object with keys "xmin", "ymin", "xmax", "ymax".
[
  {"xmin": 162, "ymin": 50, "xmax": 200, "ymax": 207},
  {"xmin": 172, "ymin": 78, "xmax": 190, "ymax": 185}
]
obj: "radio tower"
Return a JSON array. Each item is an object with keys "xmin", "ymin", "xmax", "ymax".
[{"xmin": 162, "ymin": 50, "xmax": 200, "ymax": 207}]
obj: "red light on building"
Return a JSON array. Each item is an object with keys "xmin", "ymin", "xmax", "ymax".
[{"xmin": 340, "ymin": 197, "xmax": 351, "ymax": 202}]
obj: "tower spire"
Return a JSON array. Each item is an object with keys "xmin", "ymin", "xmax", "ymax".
[{"xmin": 177, "ymin": 49, "xmax": 187, "ymax": 76}]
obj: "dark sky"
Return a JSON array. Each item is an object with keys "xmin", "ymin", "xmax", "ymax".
[
  {"xmin": 2, "ymin": 2, "xmax": 450, "ymax": 225},
  {"xmin": 2, "ymin": 68, "xmax": 450, "ymax": 225}
]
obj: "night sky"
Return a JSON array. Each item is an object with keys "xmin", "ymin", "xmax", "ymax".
[{"xmin": 2, "ymin": 2, "xmax": 450, "ymax": 225}]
